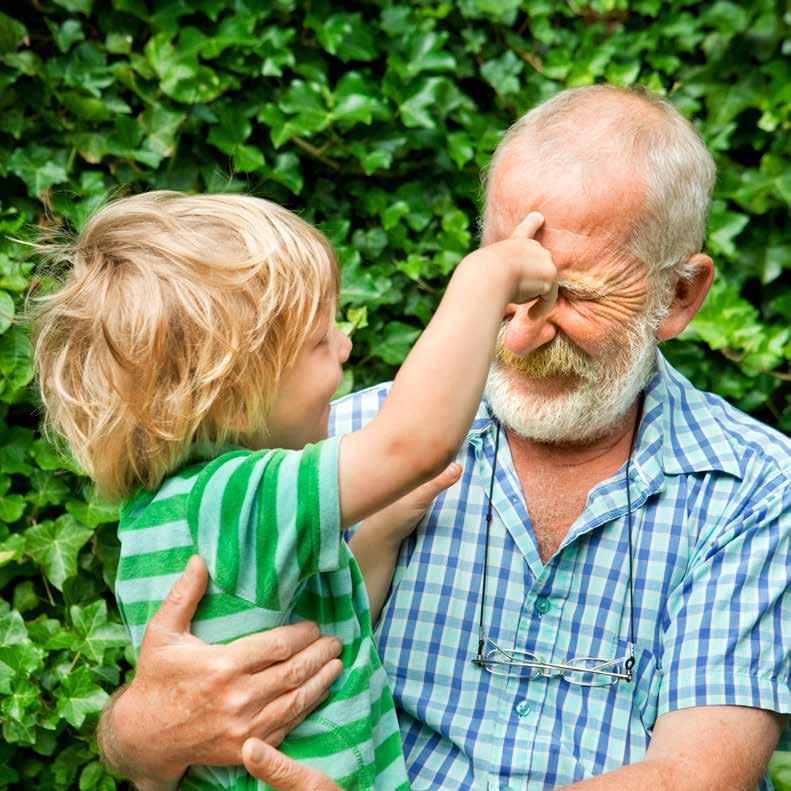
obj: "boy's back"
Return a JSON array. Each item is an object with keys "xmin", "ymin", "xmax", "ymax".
[{"xmin": 116, "ymin": 438, "xmax": 409, "ymax": 790}]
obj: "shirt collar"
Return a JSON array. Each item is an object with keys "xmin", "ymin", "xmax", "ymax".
[{"xmin": 469, "ymin": 349, "xmax": 743, "ymax": 481}]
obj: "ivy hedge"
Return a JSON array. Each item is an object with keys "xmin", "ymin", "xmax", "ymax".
[{"xmin": 0, "ymin": 1, "xmax": 788, "ymax": 788}]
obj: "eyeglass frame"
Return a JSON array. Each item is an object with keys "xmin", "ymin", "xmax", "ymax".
[
  {"xmin": 475, "ymin": 638, "xmax": 634, "ymax": 686},
  {"xmin": 470, "ymin": 408, "xmax": 641, "ymax": 686}
]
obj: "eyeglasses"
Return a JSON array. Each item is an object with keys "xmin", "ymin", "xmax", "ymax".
[
  {"xmin": 471, "ymin": 416, "xmax": 639, "ymax": 686},
  {"xmin": 474, "ymin": 638, "xmax": 634, "ymax": 686}
]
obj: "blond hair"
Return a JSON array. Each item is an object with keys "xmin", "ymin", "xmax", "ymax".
[{"xmin": 30, "ymin": 191, "xmax": 339, "ymax": 502}]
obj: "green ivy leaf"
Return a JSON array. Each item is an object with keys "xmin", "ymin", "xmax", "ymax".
[
  {"xmin": 270, "ymin": 152, "xmax": 303, "ymax": 194},
  {"xmin": 0, "ymin": 12, "xmax": 27, "ymax": 54},
  {"xmin": 707, "ymin": 200, "xmax": 749, "ymax": 257},
  {"xmin": 27, "ymin": 469, "xmax": 70, "ymax": 508},
  {"xmin": 457, "ymin": 0, "xmax": 522, "ymax": 25},
  {"xmin": 399, "ymin": 77, "xmax": 447, "ymax": 129},
  {"xmin": 53, "ymin": 0, "xmax": 94, "ymax": 14},
  {"xmin": 48, "ymin": 19, "xmax": 85, "ymax": 54},
  {"xmin": 29, "ymin": 438, "xmax": 81, "ymax": 474},
  {"xmin": 65, "ymin": 498, "xmax": 118, "ymax": 527},
  {"xmin": 145, "ymin": 30, "xmax": 224, "ymax": 103},
  {"xmin": 25, "ymin": 515, "xmax": 93, "ymax": 591},
  {"xmin": 69, "ymin": 600, "xmax": 127, "ymax": 664},
  {"xmin": 375, "ymin": 321, "xmax": 421, "ymax": 365},
  {"xmin": 278, "ymin": 80, "xmax": 328, "ymax": 135},
  {"xmin": 54, "ymin": 666, "xmax": 108, "ymax": 728},
  {"xmin": 0, "ymin": 426, "xmax": 34, "ymax": 476},
  {"xmin": 12, "ymin": 581, "xmax": 37, "ymax": 614},
  {"xmin": 7, "ymin": 146, "xmax": 70, "ymax": 196},
  {"xmin": 1, "ymin": 677, "xmax": 40, "ymax": 744},
  {"xmin": 79, "ymin": 760, "xmax": 114, "ymax": 791},
  {"xmin": 769, "ymin": 752, "xmax": 791, "ymax": 791},
  {"xmin": 308, "ymin": 13, "xmax": 377, "ymax": 62},
  {"xmin": 0, "ymin": 493, "xmax": 25, "ymax": 523},
  {"xmin": 0, "ymin": 290, "xmax": 13, "ymax": 333},
  {"xmin": 331, "ymin": 72, "xmax": 389, "ymax": 126},
  {"xmin": 481, "ymin": 51, "xmax": 524, "ymax": 96},
  {"xmin": 388, "ymin": 31, "xmax": 456, "ymax": 79}
]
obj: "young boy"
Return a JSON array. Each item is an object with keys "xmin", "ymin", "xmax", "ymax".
[{"xmin": 32, "ymin": 191, "xmax": 556, "ymax": 790}]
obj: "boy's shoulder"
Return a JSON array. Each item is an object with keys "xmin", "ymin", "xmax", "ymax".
[{"xmin": 119, "ymin": 448, "xmax": 255, "ymax": 530}]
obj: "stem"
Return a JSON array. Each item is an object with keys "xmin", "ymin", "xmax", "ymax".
[
  {"xmin": 293, "ymin": 137, "xmax": 341, "ymax": 171},
  {"xmin": 42, "ymin": 573, "xmax": 55, "ymax": 606}
]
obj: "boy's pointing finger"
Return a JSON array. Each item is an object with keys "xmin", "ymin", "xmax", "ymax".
[{"xmin": 509, "ymin": 211, "xmax": 544, "ymax": 240}]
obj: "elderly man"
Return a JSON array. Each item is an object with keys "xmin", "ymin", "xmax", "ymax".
[{"xmin": 99, "ymin": 85, "xmax": 790, "ymax": 790}]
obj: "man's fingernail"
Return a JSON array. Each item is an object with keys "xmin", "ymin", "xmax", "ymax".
[
  {"xmin": 530, "ymin": 211, "xmax": 543, "ymax": 221},
  {"xmin": 245, "ymin": 740, "xmax": 264, "ymax": 763},
  {"xmin": 332, "ymin": 638, "xmax": 343, "ymax": 655}
]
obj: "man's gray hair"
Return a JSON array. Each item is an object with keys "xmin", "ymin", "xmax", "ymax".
[{"xmin": 483, "ymin": 85, "xmax": 716, "ymax": 291}]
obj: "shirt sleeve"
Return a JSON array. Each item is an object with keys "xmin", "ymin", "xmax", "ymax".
[
  {"xmin": 186, "ymin": 436, "xmax": 343, "ymax": 611},
  {"xmin": 656, "ymin": 483, "xmax": 791, "ymax": 750}
]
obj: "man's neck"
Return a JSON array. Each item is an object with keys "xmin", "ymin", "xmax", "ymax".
[{"xmin": 504, "ymin": 400, "xmax": 641, "ymax": 472}]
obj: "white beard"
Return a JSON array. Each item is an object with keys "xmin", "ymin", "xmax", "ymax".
[{"xmin": 484, "ymin": 317, "xmax": 658, "ymax": 445}]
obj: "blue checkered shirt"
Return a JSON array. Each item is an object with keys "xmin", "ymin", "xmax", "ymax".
[{"xmin": 329, "ymin": 352, "xmax": 790, "ymax": 790}]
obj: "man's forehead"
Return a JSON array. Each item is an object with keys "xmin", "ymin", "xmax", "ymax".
[
  {"xmin": 501, "ymin": 214, "xmax": 621, "ymax": 276},
  {"xmin": 487, "ymin": 149, "xmax": 642, "ymax": 249}
]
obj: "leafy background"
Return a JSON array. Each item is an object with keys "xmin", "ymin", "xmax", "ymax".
[{"xmin": 0, "ymin": 0, "xmax": 788, "ymax": 787}]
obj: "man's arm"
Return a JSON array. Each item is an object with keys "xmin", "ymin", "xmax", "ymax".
[{"xmin": 559, "ymin": 705, "xmax": 785, "ymax": 791}]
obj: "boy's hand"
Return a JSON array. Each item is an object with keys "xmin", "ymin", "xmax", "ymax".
[
  {"xmin": 359, "ymin": 462, "xmax": 462, "ymax": 549},
  {"xmin": 464, "ymin": 211, "xmax": 558, "ymax": 319}
]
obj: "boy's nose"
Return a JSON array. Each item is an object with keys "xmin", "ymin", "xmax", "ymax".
[
  {"xmin": 338, "ymin": 330, "xmax": 352, "ymax": 363},
  {"xmin": 502, "ymin": 303, "xmax": 556, "ymax": 357}
]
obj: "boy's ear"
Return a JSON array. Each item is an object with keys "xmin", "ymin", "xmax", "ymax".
[{"xmin": 656, "ymin": 254, "xmax": 714, "ymax": 341}]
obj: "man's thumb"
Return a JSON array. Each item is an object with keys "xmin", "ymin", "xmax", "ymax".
[
  {"xmin": 242, "ymin": 738, "xmax": 341, "ymax": 791},
  {"xmin": 146, "ymin": 554, "xmax": 208, "ymax": 636}
]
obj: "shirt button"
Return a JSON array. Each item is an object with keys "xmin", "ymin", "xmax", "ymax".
[
  {"xmin": 535, "ymin": 597, "xmax": 551, "ymax": 615},
  {"xmin": 514, "ymin": 700, "xmax": 531, "ymax": 718}
]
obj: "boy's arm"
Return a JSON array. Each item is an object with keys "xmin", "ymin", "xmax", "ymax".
[
  {"xmin": 349, "ymin": 463, "xmax": 461, "ymax": 624},
  {"xmin": 338, "ymin": 212, "xmax": 556, "ymax": 529}
]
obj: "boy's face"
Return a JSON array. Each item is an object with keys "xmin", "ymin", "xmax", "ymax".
[{"xmin": 266, "ymin": 303, "xmax": 352, "ymax": 449}]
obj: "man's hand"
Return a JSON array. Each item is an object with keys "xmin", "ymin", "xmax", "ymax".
[
  {"xmin": 98, "ymin": 555, "xmax": 344, "ymax": 787},
  {"xmin": 241, "ymin": 738, "xmax": 342, "ymax": 791},
  {"xmin": 349, "ymin": 463, "xmax": 462, "ymax": 623},
  {"xmin": 354, "ymin": 462, "xmax": 462, "ymax": 550}
]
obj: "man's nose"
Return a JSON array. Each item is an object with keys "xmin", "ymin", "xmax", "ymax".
[{"xmin": 502, "ymin": 302, "xmax": 557, "ymax": 356}]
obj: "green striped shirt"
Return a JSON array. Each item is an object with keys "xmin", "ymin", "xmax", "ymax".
[{"xmin": 115, "ymin": 437, "xmax": 409, "ymax": 791}]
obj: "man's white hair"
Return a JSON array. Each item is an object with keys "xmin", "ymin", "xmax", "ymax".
[{"xmin": 482, "ymin": 85, "xmax": 716, "ymax": 297}]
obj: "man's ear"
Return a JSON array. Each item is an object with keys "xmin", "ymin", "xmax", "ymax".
[{"xmin": 656, "ymin": 254, "xmax": 714, "ymax": 341}]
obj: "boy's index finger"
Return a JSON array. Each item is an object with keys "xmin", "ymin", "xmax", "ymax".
[{"xmin": 509, "ymin": 211, "xmax": 544, "ymax": 240}]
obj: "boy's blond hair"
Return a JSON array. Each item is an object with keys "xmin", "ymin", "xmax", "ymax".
[{"xmin": 31, "ymin": 191, "xmax": 340, "ymax": 502}]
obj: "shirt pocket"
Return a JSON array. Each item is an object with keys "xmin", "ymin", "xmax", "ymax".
[{"xmin": 549, "ymin": 635, "xmax": 661, "ymax": 777}]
